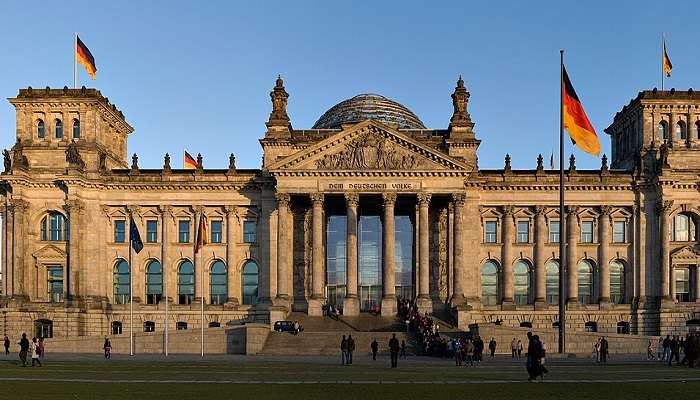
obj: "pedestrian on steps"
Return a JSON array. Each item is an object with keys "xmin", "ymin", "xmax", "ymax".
[
  {"xmin": 489, "ymin": 337, "xmax": 497, "ymax": 357},
  {"xmin": 347, "ymin": 335, "xmax": 355, "ymax": 365},
  {"xmin": 371, "ymin": 339, "xmax": 379, "ymax": 361},
  {"xmin": 400, "ymin": 340, "xmax": 407, "ymax": 359},
  {"xmin": 340, "ymin": 335, "xmax": 348, "ymax": 365},
  {"xmin": 389, "ymin": 334, "xmax": 400, "ymax": 368}
]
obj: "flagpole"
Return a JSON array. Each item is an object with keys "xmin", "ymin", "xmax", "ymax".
[
  {"xmin": 129, "ymin": 227, "xmax": 134, "ymax": 357},
  {"xmin": 199, "ymin": 212, "xmax": 205, "ymax": 357},
  {"xmin": 558, "ymin": 49, "xmax": 566, "ymax": 354},
  {"xmin": 661, "ymin": 33, "xmax": 664, "ymax": 91},
  {"xmin": 73, "ymin": 33, "xmax": 77, "ymax": 89},
  {"xmin": 163, "ymin": 212, "xmax": 169, "ymax": 357}
]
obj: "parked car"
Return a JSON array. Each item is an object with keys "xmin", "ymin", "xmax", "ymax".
[{"xmin": 273, "ymin": 321, "xmax": 295, "ymax": 333}]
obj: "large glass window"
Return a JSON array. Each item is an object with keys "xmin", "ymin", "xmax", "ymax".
[
  {"xmin": 545, "ymin": 260, "xmax": 559, "ymax": 304},
  {"xmin": 659, "ymin": 122, "xmax": 668, "ymax": 140},
  {"xmin": 37, "ymin": 119, "xmax": 45, "ymax": 139},
  {"xmin": 695, "ymin": 121, "xmax": 700, "ymax": 140},
  {"xmin": 580, "ymin": 221, "xmax": 594, "ymax": 243},
  {"xmin": 47, "ymin": 266, "xmax": 63, "ymax": 303},
  {"xmin": 613, "ymin": 221, "xmax": 626, "ymax": 243},
  {"xmin": 676, "ymin": 122, "xmax": 686, "ymax": 140},
  {"xmin": 41, "ymin": 212, "xmax": 69, "ymax": 241},
  {"xmin": 482, "ymin": 261, "xmax": 499, "ymax": 305},
  {"xmin": 325, "ymin": 215, "xmax": 347, "ymax": 307},
  {"xmin": 675, "ymin": 268, "xmax": 690, "ymax": 302},
  {"xmin": 178, "ymin": 260, "xmax": 195, "ymax": 305},
  {"xmin": 72, "ymin": 119, "xmax": 80, "ymax": 139},
  {"xmin": 516, "ymin": 221, "xmax": 529, "ymax": 243},
  {"xmin": 395, "ymin": 215, "xmax": 414, "ymax": 300},
  {"xmin": 146, "ymin": 260, "xmax": 162, "ymax": 305},
  {"xmin": 34, "ymin": 319, "xmax": 53, "ymax": 338},
  {"xmin": 673, "ymin": 214, "xmax": 695, "ymax": 242},
  {"xmin": 113, "ymin": 259, "xmax": 130, "ymax": 304},
  {"xmin": 577, "ymin": 260, "xmax": 594, "ymax": 304},
  {"xmin": 210, "ymin": 220, "xmax": 222, "ymax": 243},
  {"xmin": 114, "ymin": 220, "xmax": 126, "ymax": 243},
  {"xmin": 241, "ymin": 260, "xmax": 259, "ymax": 305},
  {"xmin": 484, "ymin": 221, "xmax": 497, "ymax": 243},
  {"xmin": 55, "ymin": 119, "xmax": 63, "ymax": 139},
  {"xmin": 549, "ymin": 220, "xmax": 560, "ymax": 243},
  {"xmin": 146, "ymin": 220, "xmax": 158, "ymax": 243},
  {"xmin": 243, "ymin": 221, "xmax": 257, "ymax": 243},
  {"xmin": 178, "ymin": 220, "xmax": 190, "ymax": 243},
  {"xmin": 210, "ymin": 260, "xmax": 227, "ymax": 305},
  {"xmin": 513, "ymin": 260, "xmax": 531, "ymax": 305},
  {"xmin": 358, "ymin": 215, "xmax": 382, "ymax": 312},
  {"xmin": 610, "ymin": 260, "xmax": 625, "ymax": 304}
]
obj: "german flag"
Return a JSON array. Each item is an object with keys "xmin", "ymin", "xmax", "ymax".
[
  {"xmin": 562, "ymin": 66, "xmax": 600, "ymax": 156},
  {"xmin": 76, "ymin": 35, "xmax": 96, "ymax": 80},
  {"xmin": 184, "ymin": 151, "xmax": 198, "ymax": 169},
  {"xmin": 663, "ymin": 40, "xmax": 673, "ymax": 77}
]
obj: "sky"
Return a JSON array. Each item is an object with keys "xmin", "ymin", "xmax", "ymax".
[{"xmin": 1, "ymin": 1, "xmax": 698, "ymax": 170}]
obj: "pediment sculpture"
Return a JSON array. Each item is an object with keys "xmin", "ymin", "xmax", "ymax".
[{"xmin": 315, "ymin": 134, "xmax": 424, "ymax": 170}]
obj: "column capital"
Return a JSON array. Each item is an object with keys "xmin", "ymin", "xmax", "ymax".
[
  {"xmin": 657, "ymin": 200, "xmax": 674, "ymax": 216},
  {"xmin": 502, "ymin": 204, "xmax": 515, "ymax": 216},
  {"xmin": 158, "ymin": 204, "xmax": 173, "ymax": 216},
  {"xmin": 535, "ymin": 205, "xmax": 547, "ymax": 216},
  {"xmin": 275, "ymin": 192, "xmax": 291, "ymax": 208},
  {"xmin": 566, "ymin": 205, "xmax": 579, "ymax": 215},
  {"xmin": 382, "ymin": 192, "xmax": 397, "ymax": 206},
  {"xmin": 344, "ymin": 192, "xmax": 359, "ymax": 208},
  {"xmin": 64, "ymin": 199, "xmax": 85, "ymax": 215},
  {"xmin": 417, "ymin": 192, "xmax": 431, "ymax": 206},
  {"xmin": 600, "ymin": 205, "xmax": 612, "ymax": 216},
  {"xmin": 452, "ymin": 192, "xmax": 466, "ymax": 206},
  {"xmin": 310, "ymin": 192, "xmax": 324, "ymax": 206},
  {"xmin": 223, "ymin": 204, "xmax": 238, "ymax": 217}
]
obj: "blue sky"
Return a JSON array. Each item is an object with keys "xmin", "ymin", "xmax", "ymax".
[{"xmin": 1, "ymin": 1, "xmax": 697, "ymax": 170}]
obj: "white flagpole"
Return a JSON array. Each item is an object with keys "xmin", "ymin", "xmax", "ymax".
[
  {"xmin": 73, "ymin": 33, "xmax": 78, "ymax": 89},
  {"xmin": 129, "ymin": 229, "xmax": 134, "ymax": 356},
  {"xmin": 661, "ymin": 33, "xmax": 665, "ymax": 91},
  {"xmin": 163, "ymin": 212, "xmax": 169, "ymax": 356},
  {"xmin": 199, "ymin": 212, "xmax": 205, "ymax": 357}
]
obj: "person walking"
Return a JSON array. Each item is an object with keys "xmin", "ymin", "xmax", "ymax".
[
  {"xmin": 18, "ymin": 333, "xmax": 29, "ymax": 367},
  {"xmin": 488, "ymin": 337, "xmax": 497, "ymax": 357},
  {"xmin": 600, "ymin": 337, "xmax": 609, "ymax": 363},
  {"xmin": 400, "ymin": 340, "xmax": 407, "ymax": 359},
  {"xmin": 474, "ymin": 336, "xmax": 484, "ymax": 365},
  {"xmin": 371, "ymin": 339, "xmax": 379, "ymax": 361},
  {"xmin": 657, "ymin": 337, "xmax": 664, "ymax": 361},
  {"xmin": 511, "ymin": 338, "xmax": 518, "ymax": 358},
  {"xmin": 30, "ymin": 338, "xmax": 42, "ymax": 367},
  {"xmin": 517, "ymin": 339, "xmax": 523, "ymax": 359},
  {"xmin": 38, "ymin": 337, "xmax": 45, "ymax": 359},
  {"xmin": 669, "ymin": 336, "xmax": 680, "ymax": 366},
  {"xmin": 347, "ymin": 335, "xmax": 355, "ymax": 365},
  {"xmin": 340, "ymin": 335, "xmax": 348, "ymax": 365},
  {"xmin": 454, "ymin": 339, "xmax": 462, "ymax": 366},
  {"xmin": 662, "ymin": 335, "xmax": 671, "ymax": 362},
  {"xmin": 103, "ymin": 336, "xmax": 112, "ymax": 359},
  {"xmin": 389, "ymin": 333, "xmax": 400, "ymax": 368},
  {"xmin": 594, "ymin": 338, "xmax": 602, "ymax": 362},
  {"xmin": 3, "ymin": 335, "xmax": 9, "ymax": 355},
  {"xmin": 464, "ymin": 338, "xmax": 475, "ymax": 367}
]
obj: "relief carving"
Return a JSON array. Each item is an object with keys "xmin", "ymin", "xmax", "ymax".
[
  {"xmin": 293, "ymin": 206, "xmax": 312, "ymax": 301},
  {"xmin": 429, "ymin": 206, "xmax": 449, "ymax": 302},
  {"xmin": 315, "ymin": 133, "xmax": 424, "ymax": 170}
]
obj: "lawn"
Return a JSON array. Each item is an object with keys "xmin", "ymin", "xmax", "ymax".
[{"xmin": 0, "ymin": 355, "xmax": 698, "ymax": 400}]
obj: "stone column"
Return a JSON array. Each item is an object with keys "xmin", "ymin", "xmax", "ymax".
[
  {"xmin": 275, "ymin": 193, "xmax": 291, "ymax": 305},
  {"xmin": 417, "ymin": 193, "xmax": 432, "ymax": 313},
  {"xmin": 501, "ymin": 205, "xmax": 515, "ymax": 305},
  {"xmin": 659, "ymin": 200, "xmax": 672, "ymax": 300},
  {"xmin": 224, "ymin": 205, "xmax": 239, "ymax": 304},
  {"xmin": 309, "ymin": 193, "xmax": 325, "ymax": 316},
  {"xmin": 534, "ymin": 206, "xmax": 547, "ymax": 304},
  {"xmin": 66, "ymin": 199, "xmax": 83, "ymax": 302},
  {"xmin": 381, "ymin": 193, "xmax": 397, "ymax": 316},
  {"xmin": 669, "ymin": 266, "xmax": 677, "ymax": 301},
  {"xmin": 451, "ymin": 193, "xmax": 466, "ymax": 306},
  {"xmin": 343, "ymin": 193, "xmax": 360, "ymax": 316},
  {"xmin": 598, "ymin": 206, "xmax": 612, "ymax": 303},
  {"xmin": 566, "ymin": 206, "xmax": 579, "ymax": 303},
  {"xmin": 0, "ymin": 204, "xmax": 9, "ymax": 297}
]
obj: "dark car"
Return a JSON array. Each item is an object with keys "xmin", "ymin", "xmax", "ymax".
[{"xmin": 273, "ymin": 321, "xmax": 296, "ymax": 333}]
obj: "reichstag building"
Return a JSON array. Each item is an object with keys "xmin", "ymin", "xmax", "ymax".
[{"xmin": 1, "ymin": 77, "xmax": 699, "ymax": 339}]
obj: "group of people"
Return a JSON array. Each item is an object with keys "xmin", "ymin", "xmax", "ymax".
[
  {"xmin": 341, "ymin": 334, "xmax": 406, "ymax": 368},
  {"xmin": 525, "ymin": 332, "xmax": 548, "ymax": 381},
  {"xmin": 510, "ymin": 337, "xmax": 524, "ymax": 358},
  {"xmin": 594, "ymin": 337, "xmax": 609, "ymax": 363},
  {"xmin": 404, "ymin": 306, "xmax": 446, "ymax": 356},
  {"xmin": 5, "ymin": 333, "xmax": 45, "ymax": 367},
  {"xmin": 339, "ymin": 334, "xmax": 356, "ymax": 365},
  {"xmin": 655, "ymin": 331, "xmax": 700, "ymax": 367},
  {"xmin": 448, "ymin": 335, "xmax": 485, "ymax": 366}
]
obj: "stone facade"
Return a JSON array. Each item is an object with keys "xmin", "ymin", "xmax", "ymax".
[{"xmin": 1, "ymin": 81, "xmax": 700, "ymax": 342}]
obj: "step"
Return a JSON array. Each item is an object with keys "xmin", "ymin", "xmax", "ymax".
[{"xmin": 261, "ymin": 331, "xmax": 417, "ymax": 356}]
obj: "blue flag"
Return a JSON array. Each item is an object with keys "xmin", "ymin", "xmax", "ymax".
[{"xmin": 129, "ymin": 215, "xmax": 144, "ymax": 254}]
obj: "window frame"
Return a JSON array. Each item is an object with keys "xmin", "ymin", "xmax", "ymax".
[
  {"xmin": 513, "ymin": 260, "xmax": 531, "ymax": 305},
  {"xmin": 145, "ymin": 260, "xmax": 163, "ymax": 305},
  {"xmin": 178, "ymin": 219, "xmax": 191, "ymax": 243},
  {"xmin": 241, "ymin": 260, "xmax": 259, "ymax": 305},
  {"xmin": 178, "ymin": 260, "xmax": 195, "ymax": 305},
  {"xmin": 548, "ymin": 220, "xmax": 560, "ymax": 243},
  {"xmin": 72, "ymin": 118, "xmax": 80, "ymax": 139},
  {"xmin": 114, "ymin": 219, "xmax": 126, "ymax": 243},
  {"xmin": 484, "ymin": 220, "xmax": 498, "ymax": 243},
  {"xmin": 113, "ymin": 259, "xmax": 130, "ymax": 305},
  {"xmin": 675, "ymin": 267, "xmax": 691, "ymax": 303},
  {"xmin": 210, "ymin": 260, "xmax": 227, "ymax": 305},
  {"xmin": 210, "ymin": 220, "xmax": 223, "ymax": 243},
  {"xmin": 580, "ymin": 220, "xmax": 594, "ymax": 243},
  {"xmin": 243, "ymin": 220, "xmax": 257, "ymax": 243},
  {"xmin": 612, "ymin": 220, "xmax": 626, "ymax": 243},
  {"xmin": 609, "ymin": 260, "xmax": 625, "ymax": 304},
  {"xmin": 47, "ymin": 266, "xmax": 64, "ymax": 303},
  {"xmin": 577, "ymin": 260, "xmax": 595, "ymax": 304},
  {"xmin": 54, "ymin": 119, "xmax": 63, "ymax": 139},
  {"xmin": 37, "ymin": 119, "xmax": 45, "ymax": 139},
  {"xmin": 516, "ymin": 220, "xmax": 530, "ymax": 243},
  {"xmin": 481, "ymin": 261, "xmax": 499, "ymax": 306},
  {"xmin": 145, "ymin": 219, "xmax": 158, "ymax": 244}
]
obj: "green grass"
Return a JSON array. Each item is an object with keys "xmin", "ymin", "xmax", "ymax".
[{"xmin": 0, "ymin": 357, "xmax": 698, "ymax": 400}]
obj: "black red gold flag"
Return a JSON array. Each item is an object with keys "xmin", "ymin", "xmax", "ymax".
[
  {"xmin": 76, "ymin": 36, "xmax": 96, "ymax": 79},
  {"xmin": 562, "ymin": 66, "xmax": 600, "ymax": 156}
]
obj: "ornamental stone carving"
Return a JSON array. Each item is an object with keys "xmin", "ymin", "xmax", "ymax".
[
  {"xmin": 417, "ymin": 192, "xmax": 432, "ymax": 206},
  {"xmin": 315, "ymin": 134, "xmax": 424, "ymax": 170},
  {"xmin": 276, "ymin": 193, "xmax": 291, "ymax": 207},
  {"xmin": 452, "ymin": 192, "xmax": 466, "ymax": 206},
  {"xmin": 310, "ymin": 193, "xmax": 324, "ymax": 206},
  {"xmin": 344, "ymin": 192, "xmax": 359, "ymax": 208},
  {"xmin": 382, "ymin": 192, "xmax": 397, "ymax": 205}
]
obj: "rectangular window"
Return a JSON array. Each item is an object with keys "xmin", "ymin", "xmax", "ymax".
[
  {"xmin": 675, "ymin": 268, "xmax": 690, "ymax": 303},
  {"xmin": 178, "ymin": 220, "xmax": 190, "ymax": 243},
  {"xmin": 580, "ymin": 221, "xmax": 594, "ymax": 243},
  {"xmin": 613, "ymin": 221, "xmax": 626, "ymax": 243},
  {"xmin": 516, "ymin": 220, "xmax": 529, "ymax": 243},
  {"xmin": 243, "ymin": 221, "xmax": 256, "ymax": 243},
  {"xmin": 210, "ymin": 220, "xmax": 222, "ymax": 243},
  {"xmin": 47, "ymin": 266, "xmax": 63, "ymax": 303},
  {"xmin": 146, "ymin": 220, "xmax": 158, "ymax": 243},
  {"xmin": 549, "ymin": 221, "xmax": 560, "ymax": 243},
  {"xmin": 114, "ymin": 220, "xmax": 126, "ymax": 243},
  {"xmin": 484, "ymin": 221, "xmax": 497, "ymax": 243}
]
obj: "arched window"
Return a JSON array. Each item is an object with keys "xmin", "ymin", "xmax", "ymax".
[
  {"xmin": 241, "ymin": 260, "xmax": 259, "ymax": 305},
  {"xmin": 34, "ymin": 319, "xmax": 53, "ymax": 338},
  {"xmin": 609, "ymin": 260, "xmax": 625, "ymax": 304},
  {"xmin": 178, "ymin": 260, "xmax": 195, "ymax": 305},
  {"xmin": 673, "ymin": 213, "xmax": 696, "ymax": 242},
  {"xmin": 577, "ymin": 260, "xmax": 594, "ymax": 304},
  {"xmin": 55, "ymin": 119, "xmax": 63, "ymax": 139},
  {"xmin": 37, "ymin": 119, "xmax": 45, "ymax": 139},
  {"xmin": 513, "ymin": 260, "xmax": 531, "ymax": 305},
  {"xmin": 145, "ymin": 260, "xmax": 162, "ymax": 305},
  {"xmin": 584, "ymin": 321, "xmax": 598, "ymax": 332},
  {"xmin": 676, "ymin": 121, "xmax": 686, "ymax": 140},
  {"xmin": 208, "ymin": 321, "xmax": 221, "ymax": 328},
  {"xmin": 40, "ymin": 212, "xmax": 69, "ymax": 241},
  {"xmin": 144, "ymin": 321, "xmax": 155, "ymax": 332},
  {"xmin": 545, "ymin": 260, "xmax": 560, "ymax": 304},
  {"xmin": 111, "ymin": 321, "xmax": 123, "ymax": 335},
  {"xmin": 176, "ymin": 321, "xmax": 188, "ymax": 330},
  {"xmin": 210, "ymin": 260, "xmax": 227, "ymax": 305},
  {"xmin": 481, "ymin": 261, "xmax": 499, "ymax": 305},
  {"xmin": 72, "ymin": 118, "xmax": 80, "ymax": 139},
  {"xmin": 113, "ymin": 259, "xmax": 130, "ymax": 304},
  {"xmin": 675, "ymin": 268, "xmax": 690, "ymax": 302},
  {"xmin": 659, "ymin": 121, "xmax": 668, "ymax": 140},
  {"xmin": 617, "ymin": 321, "xmax": 630, "ymax": 334},
  {"xmin": 695, "ymin": 121, "xmax": 700, "ymax": 140}
]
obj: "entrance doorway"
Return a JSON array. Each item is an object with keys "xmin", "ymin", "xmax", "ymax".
[{"xmin": 359, "ymin": 214, "xmax": 382, "ymax": 311}]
